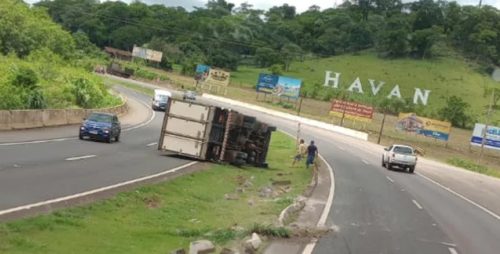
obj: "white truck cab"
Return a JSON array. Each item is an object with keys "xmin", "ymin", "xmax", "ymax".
[{"xmin": 152, "ymin": 89, "xmax": 172, "ymax": 111}]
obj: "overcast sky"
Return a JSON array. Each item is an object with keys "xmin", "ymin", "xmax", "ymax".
[{"xmin": 25, "ymin": 0, "xmax": 500, "ymax": 12}]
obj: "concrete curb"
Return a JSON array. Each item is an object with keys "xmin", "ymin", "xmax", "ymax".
[
  {"xmin": 202, "ymin": 94, "xmax": 368, "ymax": 141},
  {"xmin": 0, "ymin": 94, "xmax": 128, "ymax": 131}
]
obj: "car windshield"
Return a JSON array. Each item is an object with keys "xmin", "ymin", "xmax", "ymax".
[
  {"xmin": 156, "ymin": 94, "xmax": 168, "ymax": 102},
  {"xmin": 87, "ymin": 113, "xmax": 113, "ymax": 123},
  {"xmin": 394, "ymin": 146, "xmax": 413, "ymax": 155}
]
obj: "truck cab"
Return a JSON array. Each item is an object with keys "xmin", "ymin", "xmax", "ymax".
[{"xmin": 152, "ymin": 89, "xmax": 172, "ymax": 111}]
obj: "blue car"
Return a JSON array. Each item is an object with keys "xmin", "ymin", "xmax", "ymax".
[{"xmin": 79, "ymin": 112, "xmax": 121, "ymax": 143}]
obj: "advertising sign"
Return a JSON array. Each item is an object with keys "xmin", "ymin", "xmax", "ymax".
[
  {"xmin": 329, "ymin": 100, "xmax": 374, "ymax": 122},
  {"xmin": 132, "ymin": 46, "xmax": 163, "ymax": 62},
  {"xmin": 256, "ymin": 73, "xmax": 302, "ymax": 98},
  {"xmin": 196, "ymin": 64, "xmax": 210, "ymax": 74},
  {"xmin": 396, "ymin": 113, "xmax": 451, "ymax": 141},
  {"xmin": 204, "ymin": 69, "xmax": 230, "ymax": 87},
  {"xmin": 470, "ymin": 123, "xmax": 500, "ymax": 150}
]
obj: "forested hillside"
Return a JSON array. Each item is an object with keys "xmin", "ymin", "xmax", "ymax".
[
  {"xmin": 34, "ymin": 0, "xmax": 500, "ymax": 73},
  {"xmin": 0, "ymin": 0, "xmax": 119, "ymax": 110}
]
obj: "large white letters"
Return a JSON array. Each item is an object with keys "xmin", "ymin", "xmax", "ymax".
[
  {"xmin": 368, "ymin": 79, "xmax": 385, "ymax": 96},
  {"xmin": 324, "ymin": 71, "xmax": 341, "ymax": 88},
  {"xmin": 387, "ymin": 85, "xmax": 402, "ymax": 99},
  {"xmin": 347, "ymin": 77, "xmax": 364, "ymax": 94},
  {"xmin": 413, "ymin": 88, "xmax": 431, "ymax": 106}
]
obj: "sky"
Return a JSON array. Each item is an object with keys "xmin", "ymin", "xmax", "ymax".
[{"xmin": 25, "ymin": 0, "xmax": 500, "ymax": 12}]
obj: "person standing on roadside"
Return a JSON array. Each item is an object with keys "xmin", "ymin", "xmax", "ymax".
[
  {"xmin": 292, "ymin": 139, "xmax": 307, "ymax": 167},
  {"xmin": 306, "ymin": 141, "xmax": 318, "ymax": 169}
]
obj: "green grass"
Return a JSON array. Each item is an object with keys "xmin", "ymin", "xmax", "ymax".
[
  {"xmin": 0, "ymin": 132, "xmax": 310, "ymax": 254},
  {"xmin": 231, "ymin": 52, "xmax": 499, "ymax": 121},
  {"xmin": 446, "ymin": 157, "xmax": 500, "ymax": 178}
]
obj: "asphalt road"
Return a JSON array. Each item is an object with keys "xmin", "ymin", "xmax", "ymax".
[
  {"xmin": 1, "ymin": 77, "xmax": 500, "ymax": 254},
  {"xmin": 0, "ymin": 87, "xmax": 190, "ymax": 210}
]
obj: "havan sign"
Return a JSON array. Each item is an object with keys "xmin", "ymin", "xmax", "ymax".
[{"xmin": 324, "ymin": 71, "xmax": 432, "ymax": 106}]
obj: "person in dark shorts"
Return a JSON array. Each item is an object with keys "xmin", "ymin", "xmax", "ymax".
[
  {"xmin": 306, "ymin": 141, "xmax": 318, "ymax": 169},
  {"xmin": 292, "ymin": 139, "xmax": 307, "ymax": 167}
]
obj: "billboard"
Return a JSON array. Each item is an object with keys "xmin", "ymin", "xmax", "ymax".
[
  {"xmin": 132, "ymin": 46, "xmax": 163, "ymax": 62},
  {"xmin": 256, "ymin": 73, "xmax": 302, "ymax": 98},
  {"xmin": 204, "ymin": 69, "xmax": 230, "ymax": 87},
  {"xmin": 470, "ymin": 124, "xmax": 500, "ymax": 150},
  {"xmin": 330, "ymin": 100, "xmax": 374, "ymax": 122},
  {"xmin": 396, "ymin": 113, "xmax": 451, "ymax": 141}
]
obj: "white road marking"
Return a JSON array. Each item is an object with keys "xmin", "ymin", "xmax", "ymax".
[
  {"xmin": 412, "ymin": 199, "xmax": 423, "ymax": 210},
  {"xmin": 146, "ymin": 142, "xmax": 158, "ymax": 147},
  {"xmin": 448, "ymin": 247, "xmax": 458, "ymax": 254},
  {"xmin": 337, "ymin": 146, "xmax": 346, "ymax": 151},
  {"xmin": 0, "ymin": 161, "xmax": 198, "ymax": 217},
  {"xmin": 362, "ymin": 159, "xmax": 369, "ymax": 165},
  {"xmin": 65, "ymin": 155, "xmax": 96, "ymax": 161},
  {"xmin": 386, "ymin": 176, "xmax": 395, "ymax": 183},
  {"xmin": 301, "ymin": 239, "xmax": 318, "ymax": 254},
  {"xmin": 417, "ymin": 172, "xmax": 500, "ymax": 220},
  {"xmin": 441, "ymin": 242, "xmax": 457, "ymax": 247},
  {"xmin": 317, "ymin": 153, "xmax": 335, "ymax": 227}
]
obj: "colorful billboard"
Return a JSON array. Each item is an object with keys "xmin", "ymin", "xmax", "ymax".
[
  {"xmin": 396, "ymin": 113, "xmax": 451, "ymax": 141},
  {"xmin": 470, "ymin": 123, "xmax": 500, "ymax": 150},
  {"xmin": 330, "ymin": 100, "xmax": 374, "ymax": 122},
  {"xmin": 204, "ymin": 69, "xmax": 230, "ymax": 87},
  {"xmin": 132, "ymin": 46, "xmax": 163, "ymax": 62},
  {"xmin": 256, "ymin": 73, "xmax": 302, "ymax": 98}
]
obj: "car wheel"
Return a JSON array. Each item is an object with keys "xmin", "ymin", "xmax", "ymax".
[
  {"xmin": 409, "ymin": 166, "xmax": 415, "ymax": 174},
  {"xmin": 387, "ymin": 163, "xmax": 392, "ymax": 170},
  {"xmin": 106, "ymin": 136, "xmax": 112, "ymax": 143},
  {"xmin": 79, "ymin": 134, "xmax": 84, "ymax": 140},
  {"xmin": 115, "ymin": 133, "xmax": 120, "ymax": 142},
  {"xmin": 381, "ymin": 156, "xmax": 385, "ymax": 168}
]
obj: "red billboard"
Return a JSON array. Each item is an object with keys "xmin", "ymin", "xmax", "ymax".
[{"xmin": 330, "ymin": 100, "xmax": 374, "ymax": 121}]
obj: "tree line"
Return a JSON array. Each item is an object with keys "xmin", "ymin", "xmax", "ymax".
[{"xmin": 33, "ymin": 0, "xmax": 500, "ymax": 74}]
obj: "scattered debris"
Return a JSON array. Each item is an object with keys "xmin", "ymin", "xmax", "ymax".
[
  {"xmin": 243, "ymin": 180, "xmax": 253, "ymax": 188},
  {"xmin": 171, "ymin": 248, "xmax": 186, "ymax": 254},
  {"xmin": 272, "ymin": 180, "xmax": 292, "ymax": 186},
  {"xmin": 220, "ymin": 248, "xmax": 238, "ymax": 254},
  {"xmin": 235, "ymin": 187, "xmax": 245, "ymax": 193},
  {"xmin": 224, "ymin": 193, "xmax": 240, "ymax": 200},
  {"xmin": 189, "ymin": 240, "xmax": 215, "ymax": 254},
  {"xmin": 259, "ymin": 186, "xmax": 274, "ymax": 198},
  {"xmin": 247, "ymin": 199, "xmax": 255, "ymax": 207},
  {"xmin": 143, "ymin": 195, "xmax": 161, "ymax": 209},
  {"xmin": 247, "ymin": 233, "xmax": 262, "ymax": 250}
]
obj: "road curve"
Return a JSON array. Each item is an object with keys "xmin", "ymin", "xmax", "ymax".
[
  {"xmin": 2, "ymin": 77, "xmax": 500, "ymax": 254},
  {"xmin": 0, "ymin": 86, "xmax": 191, "ymax": 211}
]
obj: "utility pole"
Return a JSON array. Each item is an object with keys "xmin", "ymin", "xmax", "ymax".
[
  {"xmin": 479, "ymin": 68, "xmax": 500, "ymax": 163},
  {"xmin": 479, "ymin": 0, "xmax": 482, "ymax": 7},
  {"xmin": 478, "ymin": 89, "xmax": 494, "ymax": 163}
]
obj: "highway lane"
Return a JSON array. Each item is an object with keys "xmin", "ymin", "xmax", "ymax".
[
  {"xmin": 201, "ymin": 98, "xmax": 500, "ymax": 254},
  {"xmin": 2, "ymin": 77, "xmax": 499, "ymax": 253},
  {"xmin": 0, "ymin": 87, "xmax": 190, "ymax": 210}
]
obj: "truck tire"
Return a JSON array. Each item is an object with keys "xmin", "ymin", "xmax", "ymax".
[{"xmin": 409, "ymin": 166, "xmax": 415, "ymax": 174}]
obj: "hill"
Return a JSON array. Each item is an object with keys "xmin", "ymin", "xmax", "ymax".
[{"xmin": 231, "ymin": 53, "xmax": 500, "ymax": 124}]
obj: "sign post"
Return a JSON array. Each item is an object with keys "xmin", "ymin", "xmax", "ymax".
[{"xmin": 479, "ymin": 67, "xmax": 500, "ymax": 163}]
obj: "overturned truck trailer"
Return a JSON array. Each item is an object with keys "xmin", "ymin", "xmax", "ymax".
[{"xmin": 158, "ymin": 99, "xmax": 276, "ymax": 167}]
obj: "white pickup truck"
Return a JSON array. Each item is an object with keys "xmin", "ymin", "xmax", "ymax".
[{"xmin": 381, "ymin": 144, "xmax": 417, "ymax": 173}]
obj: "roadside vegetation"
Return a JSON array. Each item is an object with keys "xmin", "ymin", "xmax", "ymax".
[
  {"xmin": 0, "ymin": 0, "xmax": 120, "ymax": 110},
  {"xmin": 0, "ymin": 132, "xmax": 311, "ymax": 253}
]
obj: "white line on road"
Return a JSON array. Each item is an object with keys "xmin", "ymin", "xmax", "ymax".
[
  {"xmin": 65, "ymin": 155, "xmax": 96, "ymax": 161},
  {"xmin": 301, "ymin": 239, "xmax": 318, "ymax": 254},
  {"xmin": 146, "ymin": 142, "xmax": 158, "ymax": 147},
  {"xmin": 337, "ymin": 145, "xmax": 346, "ymax": 151},
  {"xmin": 449, "ymin": 247, "xmax": 458, "ymax": 254},
  {"xmin": 317, "ymin": 154, "xmax": 335, "ymax": 227},
  {"xmin": 416, "ymin": 172, "xmax": 500, "ymax": 220},
  {"xmin": 0, "ymin": 161, "xmax": 198, "ymax": 217},
  {"xmin": 412, "ymin": 199, "xmax": 423, "ymax": 210},
  {"xmin": 386, "ymin": 176, "xmax": 395, "ymax": 183},
  {"xmin": 362, "ymin": 159, "xmax": 369, "ymax": 165}
]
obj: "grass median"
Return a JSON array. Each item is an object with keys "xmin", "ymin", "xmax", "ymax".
[{"xmin": 0, "ymin": 131, "xmax": 311, "ymax": 254}]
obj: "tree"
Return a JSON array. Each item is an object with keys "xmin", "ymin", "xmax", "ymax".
[
  {"xmin": 409, "ymin": 27, "xmax": 443, "ymax": 59},
  {"xmin": 255, "ymin": 47, "xmax": 280, "ymax": 67},
  {"xmin": 438, "ymin": 96, "xmax": 471, "ymax": 128},
  {"xmin": 377, "ymin": 14, "xmax": 410, "ymax": 57},
  {"xmin": 280, "ymin": 43, "xmax": 302, "ymax": 71}
]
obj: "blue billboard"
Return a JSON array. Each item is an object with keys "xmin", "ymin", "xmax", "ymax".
[
  {"xmin": 256, "ymin": 73, "xmax": 301, "ymax": 98},
  {"xmin": 471, "ymin": 124, "xmax": 500, "ymax": 150}
]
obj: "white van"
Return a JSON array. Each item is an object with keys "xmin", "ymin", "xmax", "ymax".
[{"xmin": 152, "ymin": 89, "xmax": 172, "ymax": 111}]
